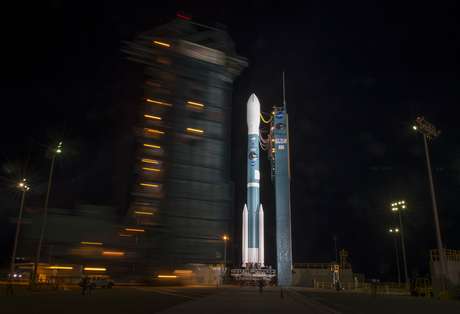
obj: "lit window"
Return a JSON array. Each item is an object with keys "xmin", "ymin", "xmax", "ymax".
[
  {"xmin": 84, "ymin": 267, "xmax": 107, "ymax": 272},
  {"xmin": 48, "ymin": 266, "xmax": 73, "ymax": 270},
  {"xmin": 102, "ymin": 251, "xmax": 125, "ymax": 256},
  {"xmin": 186, "ymin": 101, "xmax": 205, "ymax": 109},
  {"xmin": 186, "ymin": 127, "xmax": 204, "ymax": 135},
  {"xmin": 146, "ymin": 98, "xmax": 172, "ymax": 107},
  {"xmin": 144, "ymin": 128, "xmax": 165, "ymax": 135},
  {"xmin": 158, "ymin": 275, "xmax": 177, "ymax": 279},
  {"xmin": 125, "ymin": 228, "xmax": 145, "ymax": 233},
  {"xmin": 144, "ymin": 114, "xmax": 162, "ymax": 121},
  {"xmin": 153, "ymin": 40, "xmax": 171, "ymax": 48},
  {"xmin": 141, "ymin": 158, "xmax": 159, "ymax": 164},
  {"xmin": 140, "ymin": 182, "xmax": 159, "ymax": 188},
  {"xmin": 134, "ymin": 211, "xmax": 154, "ymax": 216},
  {"xmin": 143, "ymin": 143, "xmax": 161, "ymax": 149},
  {"xmin": 142, "ymin": 167, "xmax": 161, "ymax": 172}
]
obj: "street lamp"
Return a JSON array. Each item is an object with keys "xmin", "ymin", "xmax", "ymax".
[
  {"xmin": 10, "ymin": 179, "xmax": 30, "ymax": 281},
  {"xmin": 391, "ymin": 200, "xmax": 409, "ymax": 288},
  {"xmin": 222, "ymin": 235, "xmax": 229, "ymax": 272},
  {"xmin": 413, "ymin": 117, "xmax": 448, "ymax": 290},
  {"xmin": 33, "ymin": 141, "xmax": 62, "ymax": 285},
  {"xmin": 389, "ymin": 228, "xmax": 402, "ymax": 285}
]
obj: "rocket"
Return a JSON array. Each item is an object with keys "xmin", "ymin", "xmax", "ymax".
[{"xmin": 242, "ymin": 94, "xmax": 264, "ymax": 267}]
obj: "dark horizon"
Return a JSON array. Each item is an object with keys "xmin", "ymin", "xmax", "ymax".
[{"xmin": 1, "ymin": 1, "xmax": 459, "ymax": 280}]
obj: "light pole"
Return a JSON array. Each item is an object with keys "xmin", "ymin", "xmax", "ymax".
[
  {"xmin": 222, "ymin": 235, "xmax": 229, "ymax": 272},
  {"xmin": 391, "ymin": 200, "xmax": 409, "ymax": 288},
  {"xmin": 413, "ymin": 117, "xmax": 447, "ymax": 290},
  {"xmin": 389, "ymin": 228, "xmax": 401, "ymax": 285},
  {"xmin": 33, "ymin": 141, "xmax": 62, "ymax": 284},
  {"xmin": 10, "ymin": 179, "xmax": 30, "ymax": 280},
  {"xmin": 333, "ymin": 235, "xmax": 338, "ymax": 262}
]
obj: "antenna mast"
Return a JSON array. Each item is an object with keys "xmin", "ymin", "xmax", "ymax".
[{"xmin": 282, "ymin": 71, "xmax": 286, "ymax": 110}]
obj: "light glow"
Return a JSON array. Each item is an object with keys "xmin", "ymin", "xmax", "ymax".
[
  {"xmin": 84, "ymin": 267, "xmax": 107, "ymax": 272},
  {"xmin": 134, "ymin": 211, "xmax": 154, "ymax": 216},
  {"xmin": 18, "ymin": 179, "xmax": 30, "ymax": 191},
  {"xmin": 56, "ymin": 141, "xmax": 63, "ymax": 154},
  {"xmin": 119, "ymin": 233, "xmax": 133, "ymax": 237},
  {"xmin": 142, "ymin": 167, "xmax": 161, "ymax": 172},
  {"xmin": 145, "ymin": 128, "xmax": 165, "ymax": 135},
  {"xmin": 141, "ymin": 158, "xmax": 159, "ymax": 164},
  {"xmin": 146, "ymin": 98, "xmax": 172, "ymax": 107},
  {"xmin": 222, "ymin": 235, "xmax": 229, "ymax": 241},
  {"xmin": 125, "ymin": 228, "xmax": 145, "ymax": 233},
  {"xmin": 174, "ymin": 270, "xmax": 193, "ymax": 275},
  {"xmin": 102, "ymin": 251, "xmax": 125, "ymax": 256},
  {"xmin": 143, "ymin": 143, "xmax": 161, "ymax": 149},
  {"xmin": 48, "ymin": 266, "xmax": 73, "ymax": 270},
  {"xmin": 158, "ymin": 275, "xmax": 177, "ymax": 279},
  {"xmin": 186, "ymin": 101, "xmax": 204, "ymax": 108},
  {"xmin": 144, "ymin": 114, "xmax": 162, "ymax": 121},
  {"xmin": 140, "ymin": 182, "xmax": 159, "ymax": 188},
  {"xmin": 80, "ymin": 241, "xmax": 103, "ymax": 246},
  {"xmin": 153, "ymin": 40, "xmax": 171, "ymax": 48},
  {"xmin": 186, "ymin": 127, "xmax": 204, "ymax": 134}
]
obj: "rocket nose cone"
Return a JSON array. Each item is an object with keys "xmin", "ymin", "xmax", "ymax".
[
  {"xmin": 247, "ymin": 93, "xmax": 261, "ymax": 134},
  {"xmin": 248, "ymin": 93, "xmax": 259, "ymax": 105}
]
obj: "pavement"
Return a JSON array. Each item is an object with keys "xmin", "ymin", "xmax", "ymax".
[
  {"xmin": 0, "ymin": 285, "xmax": 216, "ymax": 314},
  {"xmin": 157, "ymin": 286, "xmax": 460, "ymax": 314},
  {"xmin": 158, "ymin": 287, "xmax": 324, "ymax": 314},
  {"xmin": 2, "ymin": 285, "xmax": 460, "ymax": 314},
  {"xmin": 295, "ymin": 288, "xmax": 460, "ymax": 314}
]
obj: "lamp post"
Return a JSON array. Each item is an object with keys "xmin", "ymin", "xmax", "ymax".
[
  {"xmin": 33, "ymin": 141, "xmax": 62, "ymax": 284},
  {"xmin": 413, "ymin": 117, "xmax": 447, "ymax": 290},
  {"xmin": 10, "ymin": 179, "xmax": 30, "ymax": 280},
  {"xmin": 222, "ymin": 235, "xmax": 229, "ymax": 271},
  {"xmin": 389, "ymin": 228, "xmax": 401, "ymax": 285},
  {"xmin": 391, "ymin": 200, "xmax": 409, "ymax": 288},
  {"xmin": 333, "ymin": 235, "xmax": 338, "ymax": 262}
]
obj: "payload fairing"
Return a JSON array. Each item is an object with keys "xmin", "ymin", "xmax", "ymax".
[{"xmin": 242, "ymin": 94, "xmax": 264, "ymax": 267}]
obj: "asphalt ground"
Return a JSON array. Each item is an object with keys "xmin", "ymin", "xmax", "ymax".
[
  {"xmin": 294, "ymin": 288, "xmax": 460, "ymax": 314},
  {"xmin": 0, "ymin": 285, "xmax": 218, "ymax": 314},
  {"xmin": 2, "ymin": 285, "xmax": 460, "ymax": 314}
]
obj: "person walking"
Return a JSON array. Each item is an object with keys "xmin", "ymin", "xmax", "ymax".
[{"xmin": 79, "ymin": 276, "xmax": 88, "ymax": 295}]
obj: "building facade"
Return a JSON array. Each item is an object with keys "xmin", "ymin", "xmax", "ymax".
[{"xmin": 123, "ymin": 17, "xmax": 247, "ymax": 271}]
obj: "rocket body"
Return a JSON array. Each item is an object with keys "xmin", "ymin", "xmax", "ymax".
[{"xmin": 242, "ymin": 94, "xmax": 264, "ymax": 267}]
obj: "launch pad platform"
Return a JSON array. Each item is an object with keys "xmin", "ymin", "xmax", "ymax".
[{"xmin": 230, "ymin": 268, "xmax": 276, "ymax": 285}]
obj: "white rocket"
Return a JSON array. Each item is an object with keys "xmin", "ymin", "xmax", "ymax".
[{"xmin": 242, "ymin": 94, "xmax": 264, "ymax": 267}]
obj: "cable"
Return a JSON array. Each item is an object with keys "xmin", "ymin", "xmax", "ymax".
[{"xmin": 260, "ymin": 112, "xmax": 273, "ymax": 124}]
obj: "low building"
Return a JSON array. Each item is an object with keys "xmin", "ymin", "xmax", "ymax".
[{"xmin": 430, "ymin": 248, "xmax": 460, "ymax": 293}]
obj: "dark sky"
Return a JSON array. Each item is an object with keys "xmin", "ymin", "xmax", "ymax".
[{"xmin": 1, "ymin": 1, "xmax": 459, "ymax": 279}]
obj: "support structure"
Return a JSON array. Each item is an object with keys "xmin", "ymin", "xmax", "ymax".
[{"xmin": 270, "ymin": 73, "xmax": 293, "ymax": 286}]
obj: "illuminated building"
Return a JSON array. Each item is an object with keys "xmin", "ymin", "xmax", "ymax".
[{"xmin": 123, "ymin": 16, "xmax": 247, "ymax": 270}]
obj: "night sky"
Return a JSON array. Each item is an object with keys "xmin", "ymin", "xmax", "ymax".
[{"xmin": 1, "ymin": 1, "xmax": 459, "ymax": 280}]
